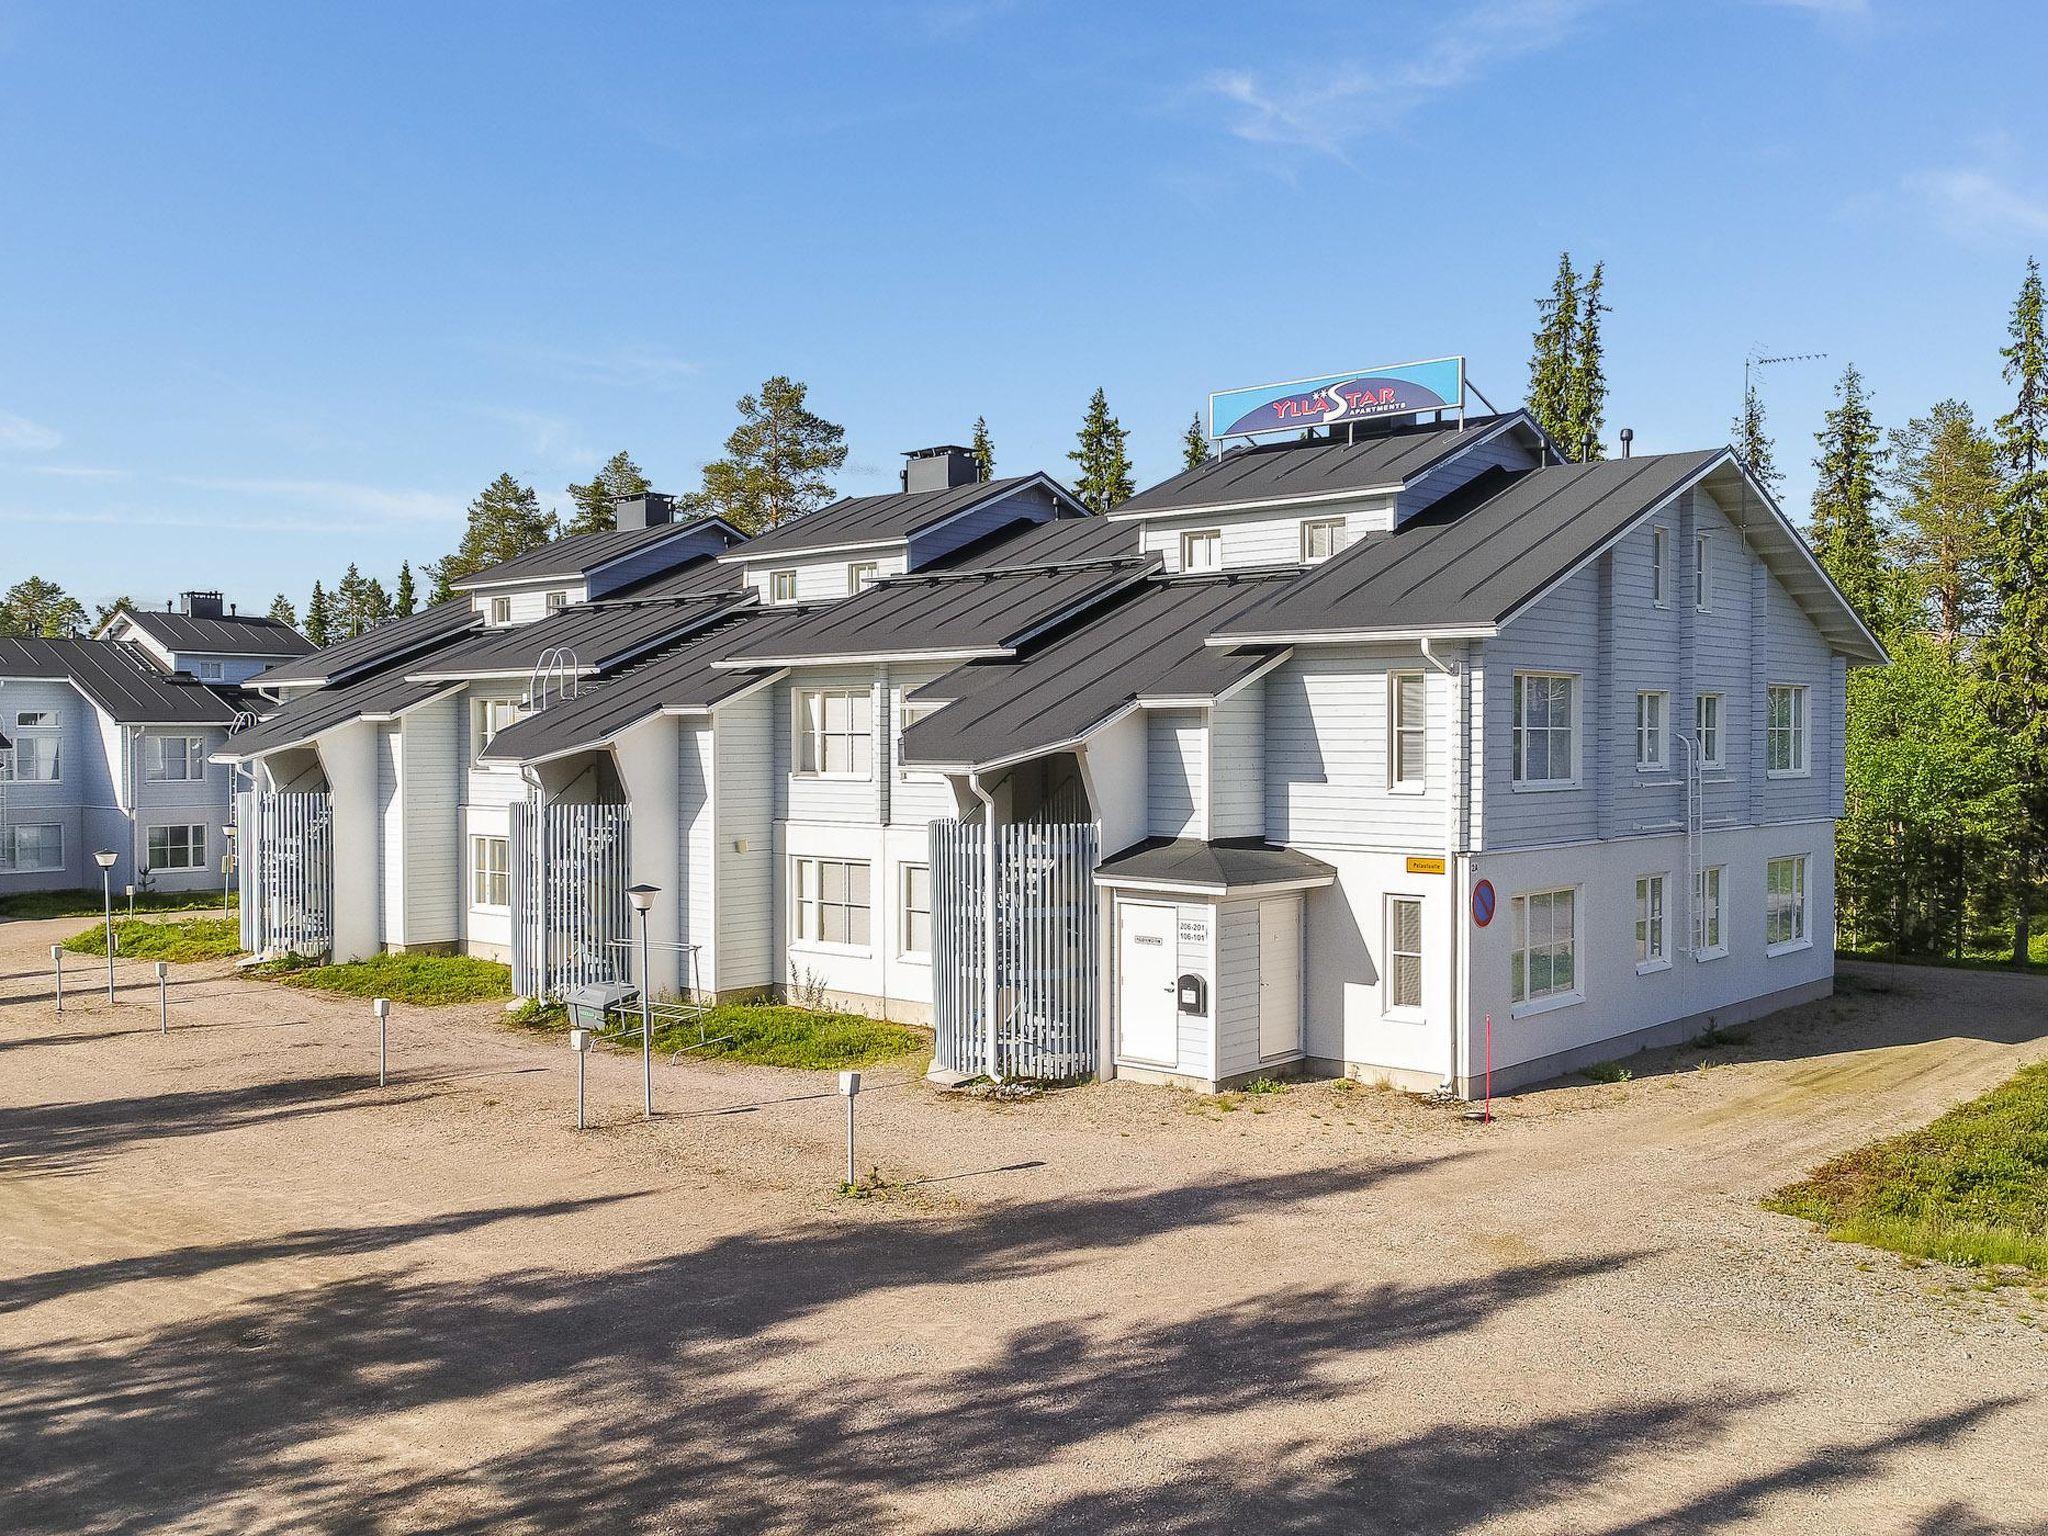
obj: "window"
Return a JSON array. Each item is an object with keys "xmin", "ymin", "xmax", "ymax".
[
  {"xmin": 1635, "ymin": 874, "xmax": 1668, "ymax": 969},
  {"xmin": 15, "ymin": 709, "xmax": 58, "ymax": 728},
  {"xmin": 770, "ymin": 570, "xmax": 798, "ymax": 604},
  {"xmin": 1694, "ymin": 534, "xmax": 1712, "ymax": 611},
  {"xmin": 489, "ymin": 596, "xmax": 512, "ymax": 625},
  {"xmin": 1180, "ymin": 529, "xmax": 1222, "ymax": 572},
  {"xmin": 898, "ymin": 701, "xmax": 939, "ymax": 781},
  {"xmin": 197, "ymin": 659, "xmax": 225, "ymax": 681},
  {"xmin": 1301, "ymin": 518, "xmax": 1343, "ymax": 564},
  {"xmin": 471, "ymin": 835, "xmax": 510, "ymax": 909},
  {"xmin": 1766, "ymin": 855, "xmax": 1810, "ymax": 950},
  {"xmin": 1766, "ymin": 685, "xmax": 1808, "ymax": 776},
  {"xmin": 1510, "ymin": 887, "xmax": 1579, "ymax": 1007},
  {"xmin": 3, "ymin": 710, "xmax": 59, "ymax": 782},
  {"xmin": 793, "ymin": 856, "xmax": 871, "ymax": 948},
  {"xmin": 1389, "ymin": 672, "xmax": 1427, "ymax": 790},
  {"xmin": 546, "ymin": 590, "xmax": 570, "ymax": 613},
  {"xmin": 848, "ymin": 562, "xmax": 880, "ymax": 593},
  {"xmin": 1696, "ymin": 693, "xmax": 1723, "ymax": 770},
  {"xmin": 9, "ymin": 824, "xmax": 62, "ymax": 872},
  {"xmin": 1511, "ymin": 673, "xmax": 1576, "ymax": 786},
  {"xmin": 1651, "ymin": 525, "xmax": 1671, "ymax": 606},
  {"xmin": 900, "ymin": 864, "xmax": 932, "ymax": 957},
  {"xmin": 146, "ymin": 735, "xmax": 206, "ymax": 782},
  {"xmin": 146, "ymin": 824, "xmax": 205, "ymax": 871},
  {"xmin": 1635, "ymin": 691, "xmax": 1667, "ymax": 771},
  {"xmin": 796, "ymin": 689, "xmax": 874, "ymax": 778},
  {"xmin": 1695, "ymin": 865, "xmax": 1726, "ymax": 957},
  {"xmin": 471, "ymin": 698, "xmax": 525, "ymax": 758},
  {"xmin": 1387, "ymin": 896, "xmax": 1424, "ymax": 1012}
]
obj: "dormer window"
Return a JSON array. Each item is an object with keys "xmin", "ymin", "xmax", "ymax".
[
  {"xmin": 770, "ymin": 570, "xmax": 799, "ymax": 604},
  {"xmin": 198, "ymin": 660, "xmax": 225, "ymax": 681},
  {"xmin": 546, "ymin": 590, "xmax": 570, "ymax": 613},
  {"xmin": 1181, "ymin": 530, "xmax": 1222, "ymax": 573},
  {"xmin": 849, "ymin": 562, "xmax": 880, "ymax": 594},
  {"xmin": 1301, "ymin": 518, "xmax": 1343, "ymax": 564},
  {"xmin": 489, "ymin": 596, "xmax": 512, "ymax": 625}
]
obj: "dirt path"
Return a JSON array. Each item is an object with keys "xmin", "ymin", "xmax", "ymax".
[{"xmin": 2, "ymin": 916, "xmax": 2044, "ymax": 1534}]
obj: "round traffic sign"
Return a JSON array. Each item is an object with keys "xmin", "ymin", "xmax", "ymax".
[{"xmin": 1472, "ymin": 879, "xmax": 1496, "ymax": 928}]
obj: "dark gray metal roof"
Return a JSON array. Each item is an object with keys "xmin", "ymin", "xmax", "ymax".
[
  {"xmin": 1094, "ymin": 837, "xmax": 1337, "ymax": 891},
  {"xmin": 0, "ymin": 637, "xmax": 242, "ymax": 725},
  {"xmin": 246, "ymin": 599, "xmax": 482, "ymax": 690},
  {"xmin": 722, "ymin": 474, "xmax": 1080, "ymax": 559},
  {"xmin": 599, "ymin": 553, "xmax": 747, "ymax": 603},
  {"xmin": 115, "ymin": 608, "xmax": 313, "ymax": 658},
  {"xmin": 933, "ymin": 512, "xmax": 1140, "ymax": 570},
  {"xmin": 450, "ymin": 517, "xmax": 731, "ymax": 591},
  {"xmin": 478, "ymin": 611, "xmax": 786, "ymax": 764},
  {"xmin": 405, "ymin": 594, "xmax": 750, "ymax": 681},
  {"xmin": 712, "ymin": 558, "xmax": 1156, "ymax": 667},
  {"xmin": 902, "ymin": 573, "xmax": 1293, "ymax": 770},
  {"xmin": 1213, "ymin": 451, "xmax": 1726, "ymax": 642},
  {"xmin": 1115, "ymin": 412, "xmax": 1538, "ymax": 517},
  {"xmin": 214, "ymin": 669, "xmax": 460, "ymax": 760}
]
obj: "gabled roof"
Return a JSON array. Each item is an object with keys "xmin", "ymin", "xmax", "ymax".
[
  {"xmin": 450, "ymin": 516, "xmax": 740, "ymax": 592},
  {"xmin": 932, "ymin": 511, "xmax": 1140, "ymax": 570},
  {"xmin": 718, "ymin": 474, "xmax": 1086, "ymax": 561},
  {"xmin": 599, "ymin": 553, "xmax": 748, "ymax": 603},
  {"xmin": 213, "ymin": 668, "xmax": 461, "ymax": 761},
  {"xmin": 405, "ymin": 593, "xmax": 751, "ymax": 682},
  {"xmin": 1093, "ymin": 837, "xmax": 1336, "ymax": 893},
  {"xmin": 110, "ymin": 608, "xmax": 313, "ymax": 658},
  {"xmin": 1113, "ymin": 411, "xmax": 1546, "ymax": 519},
  {"xmin": 0, "ymin": 637, "xmax": 242, "ymax": 725},
  {"xmin": 246, "ymin": 600, "xmax": 482, "ymax": 691}
]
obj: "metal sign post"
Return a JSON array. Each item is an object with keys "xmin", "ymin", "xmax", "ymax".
[
  {"xmin": 373, "ymin": 997, "xmax": 391, "ymax": 1086},
  {"xmin": 50, "ymin": 944, "xmax": 62, "ymax": 1014},
  {"xmin": 839, "ymin": 1070, "xmax": 862, "ymax": 1186},
  {"xmin": 155, "ymin": 962, "xmax": 169, "ymax": 1034},
  {"xmin": 569, "ymin": 1028, "xmax": 592, "ymax": 1129}
]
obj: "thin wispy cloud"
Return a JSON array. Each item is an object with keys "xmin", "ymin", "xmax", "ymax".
[
  {"xmin": 1204, "ymin": 0, "xmax": 1597, "ymax": 159},
  {"xmin": 487, "ymin": 339, "xmax": 701, "ymax": 390},
  {"xmin": 24, "ymin": 463, "xmax": 129, "ymax": 481},
  {"xmin": 168, "ymin": 475, "xmax": 465, "ymax": 525},
  {"xmin": 471, "ymin": 406, "xmax": 594, "ymax": 465},
  {"xmin": 0, "ymin": 410, "xmax": 62, "ymax": 452},
  {"xmin": 1906, "ymin": 163, "xmax": 2048, "ymax": 243}
]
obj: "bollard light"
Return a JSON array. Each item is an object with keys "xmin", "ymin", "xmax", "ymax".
[
  {"xmin": 839, "ymin": 1070, "xmax": 862, "ymax": 1187},
  {"xmin": 124, "ymin": 883, "xmax": 135, "ymax": 917},
  {"xmin": 154, "ymin": 961, "xmax": 169, "ymax": 1034},
  {"xmin": 94, "ymin": 851, "xmax": 118, "ymax": 1005},
  {"xmin": 569, "ymin": 1027, "xmax": 593, "ymax": 1130},
  {"xmin": 373, "ymin": 996, "xmax": 391, "ymax": 1087},
  {"xmin": 221, "ymin": 823, "xmax": 238, "ymax": 919},
  {"xmin": 50, "ymin": 943, "xmax": 63, "ymax": 1014},
  {"xmin": 626, "ymin": 883, "xmax": 659, "ymax": 1121}
]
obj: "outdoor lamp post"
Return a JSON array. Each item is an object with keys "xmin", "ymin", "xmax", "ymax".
[
  {"xmin": 94, "ymin": 849, "xmax": 119, "ymax": 1003},
  {"xmin": 626, "ymin": 882, "xmax": 659, "ymax": 1120},
  {"xmin": 222, "ymin": 823, "xmax": 237, "ymax": 920}
]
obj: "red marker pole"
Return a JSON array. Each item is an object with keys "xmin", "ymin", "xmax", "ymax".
[{"xmin": 1483, "ymin": 1012, "xmax": 1493, "ymax": 1124}]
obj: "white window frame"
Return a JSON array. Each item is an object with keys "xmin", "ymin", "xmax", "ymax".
[
  {"xmin": 546, "ymin": 590, "xmax": 570, "ymax": 613},
  {"xmin": 1384, "ymin": 894, "xmax": 1425, "ymax": 1017},
  {"xmin": 197, "ymin": 659, "xmax": 226, "ymax": 681},
  {"xmin": 1388, "ymin": 671, "xmax": 1427, "ymax": 793},
  {"xmin": 488, "ymin": 596, "xmax": 512, "ymax": 625},
  {"xmin": 1634, "ymin": 873, "xmax": 1669, "ymax": 974},
  {"xmin": 899, "ymin": 863, "xmax": 932, "ymax": 959},
  {"xmin": 471, "ymin": 834, "xmax": 510, "ymax": 910},
  {"xmin": 1695, "ymin": 692, "xmax": 1723, "ymax": 770},
  {"xmin": 146, "ymin": 734, "xmax": 207, "ymax": 783},
  {"xmin": 792, "ymin": 855, "xmax": 872, "ymax": 952},
  {"xmin": 1766, "ymin": 854, "xmax": 1810, "ymax": 954},
  {"xmin": 1509, "ymin": 885, "xmax": 1582, "ymax": 1016},
  {"xmin": 10, "ymin": 823, "xmax": 64, "ymax": 873},
  {"xmin": 794, "ymin": 688, "xmax": 874, "ymax": 780},
  {"xmin": 1180, "ymin": 529, "xmax": 1222, "ymax": 573},
  {"xmin": 848, "ymin": 562, "xmax": 880, "ymax": 593},
  {"xmin": 770, "ymin": 570, "xmax": 799, "ymax": 604},
  {"xmin": 1300, "ymin": 518, "xmax": 1343, "ymax": 564},
  {"xmin": 1635, "ymin": 690, "xmax": 1668, "ymax": 772},
  {"xmin": 1651, "ymin": 524, "xmax": 1671, "ymax": 607},
  {"xmin": 147, "ymin": 822, "xmax": 206, "ymax": 871},
  {"xmin": 1510, "ymin": 671, "xmax": 1579, "ymax": 790},
  {"xmin": 897, "ymin": 701, "xmax": 940, "ymax": 782},
  {"xmin": 14, "ymin": 709, "xmax": 59, "ymax": 728},
  {"xmin": 1766, "ymin": 685, "xmax": 1809, "ymax": 778},
  {"xmin": 1694, "ymin": 533, "xmax": 1712, "ymax": 611},
  {"xmin": 3, "ymin": 711, "xmax": 60, "ymax": 783},
  {"xmin": 470, "ymin": 697, "xmax": 525, "ymax": 761},
  {"xmin": 1695, "ymin": 864, "xmax": 1727, "ymax": 959}
]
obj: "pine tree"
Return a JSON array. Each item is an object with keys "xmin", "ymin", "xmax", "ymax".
[
  {"xmin": 93, "ymin": 595, "xmax": 137, "ymax": 632},
  {"xmin": 1068, "ymin": 388, "xmax": 1134, "ymax": 513},
  {"xmin": 1732, "ymin": 381, "xmax": 1784, "ymax": 498},
  {"xmin": 1567, "ymin": 261, "xmax": 1609, "ymax": 461},
  {"xmin": 393, "ymin": 563, "xmax": 416, "ymax": 617},
  {"xmin": 364, "ymin": 576, "xmax": 392, "ymax": 629},
  {"xmin": 1181, "ymin": 411, "xmax": 1209, "ymax": 473},
  {"xmin": 1527, "ymin": 252, "xmax": 1580, "ymax": 454},
  {"xmin": 267, "ymin": 593, "xmax": 298, "ymax": 629},
  {"xmin": 1887, "ymin": 400, "xmax": 1999, "ymax": 651},
  {"xmin": 1810, "ymin": 363, "xmax": 1890, "ymax": 627},
  {"xmin": 564, "ymin": 450, "xmax": 653, "ymax": 536},
  {"xmin": 429, "ymin": 565, "xmax": 454, "ymax": 606},
  {"xmin": 970, "ymin": 417, "xmax": 995, "ymax": 483},
  {"xmin": 0, "ymin": 576, "xmax": 88, "ymax": 637},
  {"xmin": 428, "ymin": 473, "xmax": 559, "ymax": 593},
  {"xmin": 305, "ymin": 582, "xmax": 331, "ymax": 647},
  {"xmin": 1980, "ymin": 256, "xmax": 2048, "ymax": 962},
  {"xmin": 695, "ymin": 376, "xmax": 847, "ymax": 533},
  {"xmin": 334, "ymin": 563, "xmax": 368, "ymax": 640}
]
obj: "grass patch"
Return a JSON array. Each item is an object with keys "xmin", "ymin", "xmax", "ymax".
[
  {"xmin": 3, "ymin": 887, "xmax": 235, "ymax": 921},
  {"xmin": 1242, "ymin": 1075, "xmax": 1290, "ymax": 1095},
  {"xmin": 1766, "ymin": 1061, "xmax": 2048, "ymax": 1277},
  {"xmin": 62, "ymin": 916, "xmax": 240, "ymax": 963},
  {"xmin": 255, "ymin": 951, "xmax": 513, "ymax": 1006},
  {"xmin": 644, "ymin": 1003, "xmax": 923, "ymax": 1070},
  {"xmin": 1581, "ymin": 1060, "xmax": 1634, "ymax": 1084}
]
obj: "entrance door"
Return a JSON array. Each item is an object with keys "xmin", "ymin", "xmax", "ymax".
[
  {"xmin": 1258, "ymin": 896, "xmax": 1302, "ymax": 1059},
  {"xmin": 1117, "ymin": 899, "xmax": 1179, "ymax": 1066}
]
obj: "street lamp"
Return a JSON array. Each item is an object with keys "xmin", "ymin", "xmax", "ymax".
[
  {"xmin": 222, "ymin": 823, "xmax": 237, "ymax": 922},
  {"xmin": 626, "ymin": 882, "xmax": 659, "ymax": 1120},
  {"xmin": 93, "ymin": 849, "xmax": 119, "ymax": 1003}
]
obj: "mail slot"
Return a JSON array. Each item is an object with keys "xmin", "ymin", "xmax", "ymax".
[{"xmin": 1177, "ymin": 973, "xmax": 1207, "ymax": 1016}]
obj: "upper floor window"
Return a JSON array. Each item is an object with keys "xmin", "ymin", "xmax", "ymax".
[
  {"xmin": 1694, "ymin": 534, "xmax": 1712, "ymax": 611},
  {"xmin": 795, "ymin": 688, "xmax": 873, "ymax": 778},
  {"xmin": 1301, "ymin": 518, "xmax": 1343, "ymax": 564},
  {"xmin": 849, "ymin": 562, "xmax": 880, "ymax": 593},
  {"xmin": 1511, "ymin": 672, "xmax": 1577, "ymax": 787},
  {"xmin": 1696, "ymin": 693, "xmax": 1723, "ymax": 770},
  {"xmin": 770, "ymin": 570, "xmax": 799, "ymax": 604},
  {"xmin": 3, "ymin": 711, "xmax": 60, "ymax": 782},
  {"xmin": 197, "ymin": 659, "xmax": 225, "ymax": 681},
  {"xmin": 1766, "ymin": 854, "xmax": 1810, "ymax": 951},
  {"xmin": 546, "ymin": 590, "xmax": 570, "ymax": 613},
  {"xmin": 1651, "ymin": 525, "xmax": 1671, "ymax": 606},
  {"xmin": 15, "ymin": 709, "xmax": 58, "ymax": 728},
  {"xmin": 1766, "ymin": 685, "xmax": 1808, "ymax": 776},
  {"xmin": 471, "ymin": 697, "xmax": 525, "ymax": 759},
  {"xmin": 1389, "ymin": 671, "xmax": 1427, "ymax": 791},
  {"xmin": 147, "ymin": 735, "xmax": 207, "ymax": 782},
  {"xmin": 488, "ymin": 596, "xmax": 512, "ymax": 625},
  {"xmin": 1181, "ymin": 530, "xmax": 1222, "ymax": 573},
  {"xmin": 898, "ymin": 701, "xmax": 940, "ymax": 782},
  {"xmin": 1635, "ymin": 690, "xmax": 1668, "ymax": 771}
]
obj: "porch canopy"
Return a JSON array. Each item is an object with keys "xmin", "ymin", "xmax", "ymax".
[
  {"xmin": 246, "ymin": 597, "xmax": 481, "ymax": 693},
  {"xmin": 1092, "ymin": 836, "xmax": 1335, "ymax": 896},
  {"xmin": 212, "ymin": 669, "xmax": 460, "ymax": 763}
]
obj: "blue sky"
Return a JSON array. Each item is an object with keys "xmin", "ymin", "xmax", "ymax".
[{"xmin": 3, "ymin": 0, "xmax": 2045, "ymax": 614}]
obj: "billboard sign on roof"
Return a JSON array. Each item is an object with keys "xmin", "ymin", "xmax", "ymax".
[{"xmin": 1209, "ymin": 356, "xmax": 1465, "ymax": 440}]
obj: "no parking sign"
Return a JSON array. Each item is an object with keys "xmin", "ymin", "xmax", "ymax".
[{"xmin": 1472, "ymin": 879, "xmax": 1496, "ymax": 928}]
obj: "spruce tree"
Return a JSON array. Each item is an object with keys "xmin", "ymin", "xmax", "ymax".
[
  {"xmin": 1731, "ymin": 381, "xmax": 1784, "ymax": 497},
  {"xmin": 1887, "ymin": 399, "xmax": 1999, "ymax": 651},
  {"xmin": 695, "ymin": 376, "xmax": 847, "ymax": 532},
  {"xmin": 1810, "ymin": 363, "xmax": 1889, "ymax": 627},
  {"xmin": 0, "ymin": 576, "xmax": 87, "ymax": 637},
  {"xmin": 969, "ymin": 417, "xmax": 995, "ymax": 483},
  {"xmin": 1527, "ymin": 252, "xmax": 1580, "ymax": 454},
  {"xmin": 427, "ymin": 473, "xmax": 559, "ymax": 593},
  {"xmin": 334, "ymin": 564, "xmax": 368, "ymax": 640},
  {"xmin": 393, "ymin": 562, "xmax": 416, "ymax": 617},
  {"xmin": 1981, "ymin": 256, "xmax": 2048, "ymax": 962},
  {"xmin": 92, "ymin": 596, "xmax": 137, "ymax": 632},
  {"xmin": 1068, "ymin": 388, "xmax": 1134, "ymax": 513},
  {"xmin": 1181, "ymin": 411, "xmax": 1209, "ymax": 473},
  {"xmin": 305, "ymin": 581, "xmax": 331, "ymax": 647},
  {"xmin": 564, "ymin": 450, "xmax": 653, "ymax": 536},
  {"xmin": 267, "ymin": 593, "xmax": 297, "ymax": 629},
  {"xmin": 1567, "ymin": 261, "xmax": 1609, "ymax": 461}
]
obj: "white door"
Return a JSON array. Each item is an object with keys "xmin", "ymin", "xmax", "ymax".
[
  {"xmin": 1258, "ymin": 897, "xmax": 1302, "ymax": 1059},
  {"xmin": 1117, "ymin": 900, "xmax": 1179, "ymax": 1066}
]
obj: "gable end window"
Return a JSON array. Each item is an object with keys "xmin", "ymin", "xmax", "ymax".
[
  {"xmin": 1511, "ymin": 672, "xmax": 1577, "ymax": 787},
  {"xmin": 1766, "ymin": 685, "xmax": 1808, "ymax": 776},
  {"xmin": 1694, "ymin": 534, "xmax": 1712, "ymax": 611},
  {"xmin": 1695, "ymin": 693, "xmax": 1723, "ymax": 769},
  {"xmin": 1635, "ymin": 691, "xmax": 1668, "ymax": 771},
  {"xmin": 1651, "ymin": 525, "xmax": 1671, "ymax": 606}
]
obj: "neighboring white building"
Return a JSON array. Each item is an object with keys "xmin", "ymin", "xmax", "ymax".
[{"xmin": 99, "ymin": 590, "xmax": 313, "ymax": 687}]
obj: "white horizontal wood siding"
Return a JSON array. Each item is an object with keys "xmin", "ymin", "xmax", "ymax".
[
  {"xmin": 1265, "ymin": 646, "xmax": 1451, "ymax": 852},
  {"xmin": 1478, "ymin": 564, "xmax": 1602, "ymax": 850},
  {"xmin": 745, "ymin": 552, "xmax": 907, "ymax": 606},
  {"xmin": 471, "ymin": 585, "xmax": 580, "ymax": 627},
  {"xmin": 1141, "ymin": 496, "xmax": 1394, "ymax": 573},
  {"xmin": 713, "ymin": 689, "xmax": 774, "ymax": 991},
  {"xmin": 1393, "ymin": 429, "xmax": 1540, "ymax": 525},
  {"xmin": 1208, "ymin": 682, "xmax": 1265, "ymax": 839},
  {"xmin": 904, "ymin": 483, "xmax": 1060, "ymax": 568},
  {"xmin": 1148, "ymin": 708, "xmax": 1205, "ymax": 838},
  {"xmin": 1213, "ymin": 898, "xmax": 1262, "ymax": 1078},
  {"xmin": 886, "ymin": 663, "xmax": 954, "ymax": 826},
  {"xmin": 402, "ymin": 694, "xmax": 461, "ymax": 945},
  {"xmin": 678, "ymin": 720, "xmax": 716, "ymax": 990},
  {"xmin": 377, "ymin": 726, "xmax": 403, "ymax": 941},
  {"xmin": 776, "ymin": 668, "xmax": 885, "ymax": 825}
]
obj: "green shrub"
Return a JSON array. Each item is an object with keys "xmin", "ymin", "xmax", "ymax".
[{"xmin": 1581, "ymin": 1060, "xmax": 1634, "ymax": 1084}]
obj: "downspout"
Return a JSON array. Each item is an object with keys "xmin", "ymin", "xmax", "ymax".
[
  {"xmin": 1420, "ymin": 639, "xmax": 1464, "ymax": 1095},
  {"xmin": 968, "ymin": 769, "xmax": 1000, "ymax": 1082},
  {"xmin": 125, "ymin": 725, "xmax": 142, "ymax": 886}
]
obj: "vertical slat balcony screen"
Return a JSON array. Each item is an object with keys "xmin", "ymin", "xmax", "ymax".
[
  {"xmin": 254, "ymin": 790, "xmax": 333, "ymax": 957},
  {"xmin": 511, "ymin": 799, "xmax": 632, "ymax": 999}
]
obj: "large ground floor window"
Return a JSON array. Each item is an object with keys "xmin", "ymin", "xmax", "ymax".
[
  {"xmin": 472, "ymin": 835, "xmax": 510, "ymax": 910},
  {"xmin": 793, "ymin": 856, "xmax": 871, "ymax": 948},
  {"xmin": 1766, "ymin": 854, "xmax": 1809, "ymax": 950},
  {"xmin": 147, "ymin": 823, "xmax": 205, "ymax": 871},
  {"xmin": 7, "ymin": 823, "xmax": 63, "ymax": 872},
  {"xmin": 1511, "ymin": 887, "xmax": 1578, "ymax": 1006}
]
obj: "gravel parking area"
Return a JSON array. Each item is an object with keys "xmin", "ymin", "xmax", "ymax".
[{"xmin": 3, "ymin": 915, "xmax": 2045, "ymax": 1534}]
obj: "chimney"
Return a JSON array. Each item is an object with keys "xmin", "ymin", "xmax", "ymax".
[
  {"xmin": 180, "ymin": 590, "xmax": 225, "ymax": 619},
  {"xmin": 901, "ymin": 445, "xmax": 979, "ymax": 494},
  {"xmin": 614, "ymin": 492, "xmax": 677, "ymax": 532}
]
